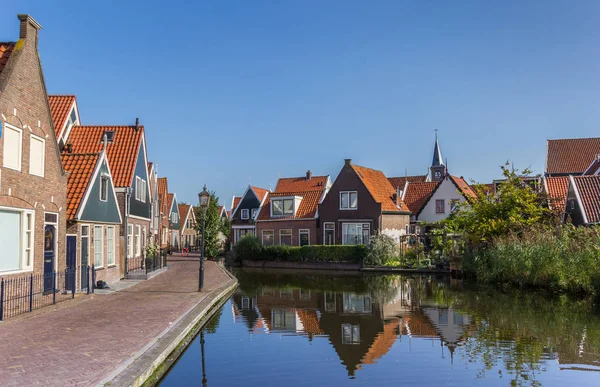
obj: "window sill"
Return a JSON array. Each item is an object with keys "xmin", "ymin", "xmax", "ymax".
[
  {"xmin": 3, "ymin": 165, "xmax": 22, "ymax": 173},
  {"xmin": 29, "ymin": 172, "xmax": 44, "ymax": 178},
  {"xmin": 107, "ymin": 264, "xmax": 117, "ymax": 268},
  {"xmin": 95, "ymin": 266, "xmax": 105, "ymax": 271},
  {"xmin": 339, "ymin": 208, "xmax": 358, "ymax": 211},
  {"xmin": 0, "ymin": 268, "xmax": 33, "ymax": 276}
]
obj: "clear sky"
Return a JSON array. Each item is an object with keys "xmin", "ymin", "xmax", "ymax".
[{"xmin": 3, "ymin": 1, "xmax": 599, "ymax": 206}]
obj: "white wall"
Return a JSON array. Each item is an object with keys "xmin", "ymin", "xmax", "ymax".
[{"xmin": 418, "ymin": 179, "xmax": 468, "ymax": 223}]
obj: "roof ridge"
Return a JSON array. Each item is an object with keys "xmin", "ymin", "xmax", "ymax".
[
  {"xmin": 352, "ymin": 164, "xmax": 385, "ymax": 174},
  {"xmin": 73, "ymin": 124, "xmax": 145, "ymax": 129},
  {"xmin": 548, "ymin": 137, "xmax": 600, "ymax": 141},
  {"xmin": 61, "ymin": 152, "xmax": 101, "ymax": 157},
  {"xmin": 49, "ymin": 94, "xmax": 76, "ymax": 97}
]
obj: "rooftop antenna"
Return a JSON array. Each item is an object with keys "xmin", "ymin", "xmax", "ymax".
[{"xmin": 135, "ymin": 117, "xmax": 139, "ymax": 131}]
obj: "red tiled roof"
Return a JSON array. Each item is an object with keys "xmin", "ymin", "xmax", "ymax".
[
  {"xmin": 403, "ymin": 182, "xmax": 438, "ymax": 214},
  {"xmin": 351, "ymin": 164, "xmax": 409, "ymax": 212},
  {"xmin": 251, "ymin": 186, "xmax": 269, "ymax": 203},
  {"xmin": 61, "ymin": 153, "xmax": 100, "ymax": 220},
  {"xmin": 547, "ymin": 138, "xmax": 600, "ymax": 175},
  {"xmin": 449, "ymin": 175, "xmax": 477, "ymax": 200},
  {"xmin": 584, "ymin": 158, "xmax": 600, "ymax": 175},
  {"xmin": 232, "ymin": 196, "xmax": 241, "ymax": 212},
  {"xmin": 545, "ymin": 176, "xmax": 569, "ymax": 213},
  {"xmin": 275, "ymin": 175, "xmax": 328, "ymax": 193},
  {"xmin": 572, "ymin": 175, "xmax": 600, "ymax": 223},
  {"xmin": 158, "ymin": 177, "xmax": 168, "ymax": 199},
  {"xmin": 362, "ymin": 321, "xmax": 399, "ymax": 365},
  {"xmin": 48, "ymin": 95, "xmax": 76, "ymax": 138},
  {"xmin": 0, "ymin": 42, "xmax": 14, "ymax": 75},
  {"xmin": 166, "ymin": 193, "xmax": 174, "ymax": 211},
  {"xmin": 67, "ymin": 125, "xmax": 144, "ymax": 187},
  {"xmin": 296, "ymin": 309, "xmax": 323, "ymax": 335},
  {"xmin": 178, "ymin": 204, "xmax": 190, "ymax": 228},
  {"xmin": 257, "ymin": 190, "xmax": 322, "ymax": 220},
  {"xmin": 388, "ymin": 175, "xmax": 428, "ymax": 189}
]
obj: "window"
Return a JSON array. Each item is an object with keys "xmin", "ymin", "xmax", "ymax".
[
  {"xmin": 272, "ymin": 198, "xmax": 294, "ymax": 216},
  {"xmin": 342, "ymin": 324, "xmax": 361, "ymax": 344},
  {"xmin": 135, "ymin": 177, "xmax": 146, "ymax": 202},
  {"xmin": 0, "ymin": 209, "xmax": 34, "ymax": 273},
  {"xmin": 272, "ymin": 309, "xmax": 295, "ymax": 330},
  {"xmin": 29, "ymin": 135, "xmax": 45, "ymax": 177},
  {"xmin": 3, "ymin": 124, "xmax": 22, "ymax": 171},
  {"xmin": 94, "ymin": 225, "xmax": 103, "ymax": 267},
  {"xmin": 450, "ymin": 199, "xmax": 460, "ymax": 213},
  {"xmin": 262, "ymin": 230, "xmax": 274, "ymax": 245},
  {"xmin": 436, "ymin": 199, "xmax": 445, "ymax": 214},
  {"xmin": 241, "ymin": 209, "xmax": 249, "ymax": 219},
  {"xmin": 107, "ymin": 226, "xmax": 115, "ymax": 266},
  {"xmin": 299, "ymin": 229, "xmax": 310, "ymax": 246},
  {"xmin": 342, "ymin": 223, "xmax": 370, "ymax": 245},
  {"xmin": 251, "ymin": 208, "xmax": 258, "ymax": 219},
  {"xmin": 135, "ymin": 225, "xmax": 141, "ymax": 257},
  {"xmin": 100, "ymin": 176, "xmax": 109, "ymax": 202},
  {"xmin": 103, "ymin": 130, "xmax": 115, "ymax": 143},
  {"xmin": 45, "ymin": 213, "xmax": 58, "ymax": 224},
  {"xmin": 299, "ymin": 289, "xmax": 311, "ymax": 300},
  {"xmin": 324, "ymin": 223, "xmax": 335, "ymax": 245},
  {"xmin": 127, "ymin": 224, "xmax": 134, "ymax": 258},
  {"xmin": 340, "ymin": 191, "xmax": 358, "ymax": 210},
  {"xmin": 343, "ymin": 293, "xmax": 372, "ymax": 313},
  {"xmin": 62, "ymin": 107, "xmax": 79, "ymax": 141},
  {"xmin": 324, "ymin": 292, "xmax": 336, "ymax": 312},
  {"xmin": 280, "ymin": 289, "xmax": 293, "ymax": 299},
  {"xmin": 279, "ymin": 229, "xmax": 292, "ymax": 245}
]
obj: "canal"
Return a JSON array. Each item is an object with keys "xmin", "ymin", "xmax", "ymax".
[{"xmin": 160, "ymin": 268, "xmax": 600, "ymax": 386}]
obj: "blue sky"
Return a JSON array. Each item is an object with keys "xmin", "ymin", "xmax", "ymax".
[{"xmin": 3, "ymin": 1, "xmax": 599, "ymax": 206}]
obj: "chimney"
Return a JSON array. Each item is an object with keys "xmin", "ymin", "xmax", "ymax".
[
  {"xmin": 135, "ymin": 117, "xmax": 139, "ymax": 131},
  {"xmin": 392, "ymin": 192, "xmax": 398, "ymax": 205},
  {"xmin": 66, "ymin": 143, "xmax": 73, "ymax": 154},
  {"xmin": 344, "ymin": 159, "xmax": 352, "ymax": 166},
  {"xmin": 17, "ymin": 14, "xmax": 42, "ymax": 40},
  {"xmin": 306, "ymin": 170, "xmax": 312, "ymax": 180}
]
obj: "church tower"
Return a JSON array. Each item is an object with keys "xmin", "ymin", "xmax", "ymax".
[{"xmin": 430, "ymin": 130, "xmax": 446, "ymax": 182}]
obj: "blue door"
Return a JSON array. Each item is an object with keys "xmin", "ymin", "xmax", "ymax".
[
  {"xmin": 44, "ymin": 225, "xmax": 56, "ymax": 292},
  {"xmin": 66, "ymin": 236, "xmax": 77, "ymax": 291}
]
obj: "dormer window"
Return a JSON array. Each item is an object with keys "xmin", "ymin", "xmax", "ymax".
[
  {"xmin": 272, "ymin": 198, "xmax": 294, "ymax": 216},
  {"xmin": 62, "ymin": 107, "xmax": 80, "ymax": 143},
  {"xmin": 340, "ymin": 191, "xmax": 358, "ymax": 210},
  {"xmin": 103, "ymin": 130, "xmax": 115, "ymax": 143}
]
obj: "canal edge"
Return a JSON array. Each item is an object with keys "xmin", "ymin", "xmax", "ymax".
[{"xmin": 97, "ymin": 264, "xmax": 238, "ymax": 387}]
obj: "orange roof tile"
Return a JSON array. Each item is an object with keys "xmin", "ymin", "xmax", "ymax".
[
  {"xmin": 449, "ymin": 175, "xmax": 477, "ymax": 200},
  {"xmin": 0, "ymin": 42, "xmax": 14, "ymax": 75},
  {"xmin": 388, "ymin": 175, "xmax": 428, "ymax": 189},
  {"xmin": 251, "ymin": 186, "xmax": 269, "ymax": 202},
  {"xmin": 296, "ymin": 309, "xmax": 323, "ymax": 336},
  {"xmin": 403, "ymin": 181, "xmax": 438, "ymax": 214},
  {"xmin": 61, "ymin": 153, "xmax": 100, "ymax": 220},
  {"xmin": 545, "ymin": 176, "xmax": 569, "ymax": 213},
  {"xmin": 67, "ymin": 125, "xmax": 144, "ymax": 188},
  {"xmin": 166, "ymin": 193, "xmax": 174, "ymax": 211},
  {"xmin": 275, "ymin": 175, "xmax": 328, "ymax": 193},
  {"xmin": 572, "ymin": 175, "xmax": 600, "ymax": 223},
  {"xmin": 178, "ymin": 203, "xmax": 191, "ymax": 228},
  {"xmin": 362, "ymin": 321, "xmax": 399, "ymax": 365},
  {"xmin": 351, "ymin": 164, "xmax": 409, "ymax": 212},
  {"xmin": 48, "ymin": 95, "xmax": 76, "ymax": 138},
  {"xmin": 257, "ymin": 190, "xmax": 323, "ymax": 220},
  {"xmin": 547, "ymin": 138, "xmax": 600, "ymax": 175},
  {"xmin": 232, "ymin": 196, "xmax": 241, "ymax": 213}
]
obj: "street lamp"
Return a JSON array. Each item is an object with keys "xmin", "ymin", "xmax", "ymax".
[{"xmin": 198, "ymin": 185, "xmax": 210, "ymax": 291}]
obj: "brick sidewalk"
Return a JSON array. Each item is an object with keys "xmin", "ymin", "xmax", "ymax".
[{"xmin": 0, "ymin": 257, "xmax": 231, "ymax": 386}]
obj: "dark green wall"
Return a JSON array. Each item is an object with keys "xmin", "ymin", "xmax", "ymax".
[
  {"xmin": 169, "ymin": 196, "xmax": 180, "ymax": 230},
  {"xmin": 129, "ymin": 143, "xmax": 151, "ymax": 219},
  {"xmin": 79, "ymin": 158, "xmax": 122, "ymax": 223},
  {"xmin": 231, "ymin": 190, "xmax": 260, "ymax": 224}
]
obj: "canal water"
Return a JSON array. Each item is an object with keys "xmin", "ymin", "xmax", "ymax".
[{"xmin": 160, "ymin": 269, "xmax": 600, "ymax": 386}]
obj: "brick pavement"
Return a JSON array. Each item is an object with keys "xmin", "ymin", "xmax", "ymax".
[{"xmin": 0, "ymin": 257, "xmax": 231, "ymax": 386}]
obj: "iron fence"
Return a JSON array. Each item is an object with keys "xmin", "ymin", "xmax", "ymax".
[
  {"xmin": 125, "ymin": 249, "xmax": 168, "ymax": 278},
  {"xmin": 0, "ymin": 265, "xmax": 94, "ymax": 321}
]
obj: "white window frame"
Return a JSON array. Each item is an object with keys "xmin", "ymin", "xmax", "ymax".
[
  {"xmin": 107, "ymin": 226, "xmax": 115, "ymax": 266},
  {"xmin": 29, "ymin": 134, "xmax": 45, "ymax": 177},
  {"xmin": 0, "ymin": 207, "xmax": 35, "ymax": 274},
  {"xmin": 3, "ymin": 123, "xmax": 23, "ymax": 172},
  {"xmin": 339, "ymin": 191, "xmax": 358, "ymax": 210},
  {"xmin": 135, "ymin": 177, "xmax": 147, "ymax": 203},
  {"xmin": 94, "ymin": 225, "xmax": 104, "ymax": 268},
  {"xmin": 323, "ymin": 222, "xmax": 335, "ymax": 245},
  {"xmin": 262, "ymin": 230, "xmax": 274, "ymax": 245},
  {"xmin": 135, "ymin": 225, "xmax": 141, "ymax": 257},
  {"xmin": 271, "ymin": 198, "xmax": 294, "ymax": 217},
  {"xmin": 100, "ymin": 175, "xmax": 109, "ymax": 202},
  {"xmin": 251, "ymin": 208, "xmax": 258, "ymax": 219},
  {"xmin": 127, "ymin": 224, "xmax": 134, "ymax": 258},
  {"xmin": 241, "ymin": 209, "xmax": 249, "ymax": 220},
  {"xmin": 279, "ymin": 229, "xmax": 292, "ymax": 245},
  {"xmin": 299, "ymin": 229, "xmax": 310, "ymax": 246},
  {"xmin": 341, "ymin": 223, "xmax": 371, "ymax": 245}
]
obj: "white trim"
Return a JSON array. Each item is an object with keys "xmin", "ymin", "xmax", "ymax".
[
  {"xmin": 0, "ymin": 207, "xmax": 36, "ymax": 274},
  {"xmin": 28, "ymin": 134, "xmax": 45, "ymax": 177},
  {"xmin": 231, "ymin": 225, "xmax": 256, "ymax": 229},
  {"xmin": 57, "ymin": 99, "xmax": 80, "ymax": 142},
  {"xmin": 299, "ymin": 229, "xmax": 310, "ymax": 246},
  {"xmin": 106, "ymin": 225, "xmax": 116, "ymax": 266},
  {"xmin": 93, "ymin": 225, "xmax": 104, "ymax": 268},
  {"xmin": 261, "ymin": 229, "xmax": 274, "ymax": 245},
  {"xmin": 231, "ymin": 185, "xmax": 269, "ymax": 219},
  {"xmin": 570, "ymin": 175, "xmax": 589, "ymax": 224},
  {"xmin": 279, "ymin": 229, "xmax": 292, "ymax": 245},
  {"xmin": 323, "ymin": 222, "xmax": 335, "ymax": 245},
  {"xmin": 241, "ymin": 209, "xmax": 249, "ymax": 220},
  {"xmin": 99, "ymin": 175, "xmax": 109, "ymax": 202},
  {"xmin": 129, "ymin": 214, "xmax": 152, "ymax": 222},
  {"xmin": 339, "ymin": 191, "xmax": 358, "ymax": 210},
  {"xmin": 270, "ymin": 196, "xmax": 299, "ymax": 217},
  {"xmin": 3, "ymin": 123, "xmax": 23, "ymax": 172},
  {"xmin": 81, "ymin": 224, "xmax": 91, "ymax": 268},
  {"xmin": 255, "ymin": 218, "xmax": 315, "ymax": 222}
]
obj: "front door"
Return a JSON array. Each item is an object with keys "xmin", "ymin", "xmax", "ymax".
[
  {"xmin": 44, "ymin": 225, "xmax": 56, "ymax": 292},
  {"xmin": 66, "ymin": 236, "xmax": 77, "ymax": 291},
  {"xmin": 81, "ymin": 226, "xmax": 89, "ymax": 289}
]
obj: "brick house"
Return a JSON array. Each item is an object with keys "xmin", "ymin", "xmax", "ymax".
[
  {"xmin": 61, "ymin": 149, "xmax": 122, "ymax": 286},
  {"xmin": 0, "ymin": 15, "xmax": 68, "ymax": 281},
  {"xmin": 166, "ymin": 192, "xmax": 180, "ymax": 249},
  {"xmin": 157, "ymin": 177, "xmax": 169, "ymax": 248},
  {"xmin": 178, "ymin": 203, "xmax": 197, "ymax": 249},
  {"xmin": 318, "ymin": 160, "xmax": 410, "ymax": 245},
  {"xmin": 256, "ymin": 171, "xmax": 330, "ymax": 246},
  {"xmin": 230, "ymin": 186, "xmax": 269, "ymax": 244},
  {"xmin": 564, "ymin": 175, "xmax": 600, "ymax": 226},
  {"xmin": 67, "ymin": 124, "xmax": 151, "ymax": 274},
  {"xmin": 148, "ymin": 162, "xmax": 160, "ymax": 245}
]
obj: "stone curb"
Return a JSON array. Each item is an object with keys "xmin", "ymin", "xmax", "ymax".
[{"xmin": 96, "ymin": 264, "xmax": 238, "ymax": 387}]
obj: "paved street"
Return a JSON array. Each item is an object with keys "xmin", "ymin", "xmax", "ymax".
[{"xmin": 0, "ymin": 256, "xmax": 231, "ymax": 386}]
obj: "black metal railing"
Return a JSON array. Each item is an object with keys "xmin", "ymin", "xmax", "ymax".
[
  {"xmin": 126, "ymin": 255, "xmax": 146, "ymax": 277},
  {"xmin": 146, "ymin": 249, "xmax": 168, "ymax": 274},
  {"xmin": 125, "ymin": 250, "xmax": 168, "ymax": 278},
  {"xmin": 0, "ymin": 265, "xmax": 94, "ymax": 321}
]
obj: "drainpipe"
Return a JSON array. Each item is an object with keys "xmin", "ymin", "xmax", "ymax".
[{"xmin": 124, "ymin": 186, "xmax": 132, "ymax": 275}]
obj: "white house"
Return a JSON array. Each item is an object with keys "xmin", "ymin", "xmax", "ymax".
[{"xmin": 415, "ymin": 175, "xmax": 476, "ymax": 223}]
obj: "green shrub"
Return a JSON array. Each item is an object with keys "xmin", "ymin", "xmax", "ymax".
[
  {"xmin": 247, "ymin": 244, "xmax": 368, "ymax": 264},
  {"xmin": 365, "ymin": 234, "xmax": 399, "ymax": 266},
  {"xmin": 232, "ymin": 234, "xmax": 262, "ymax": 262}
]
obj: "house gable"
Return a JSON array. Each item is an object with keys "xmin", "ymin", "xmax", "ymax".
[
  {"xmin": 417, "ymin": 177, "xmax": 470, "ymax": 222},
  {"xmin": 565, "ymin": 178, "xmax": 586, "ymax": 226},
  {"xmin": 169, "ymin": 194, "xmax": 180, "ymax": 230},
  {"xmin": 78, "ymin": 153, "xmax": 122, "ymax": 224},
  {"xmin": 129, "ymin": 136, "xmax": 151, "ymax": 220},
  {"xmin": 231, "ymin": 186, "xmax": 266, "ymax": 223}
]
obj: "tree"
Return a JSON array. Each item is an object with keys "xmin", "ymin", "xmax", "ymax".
[
  {"xmin": 195, "ymin": 191, "xmax": 221, "ymax": 258},
  {"xmin": 220, "ymin": 216, "xmax": 231, "ymax": 252},
  {"xmin": 443, "ymin": 163, "xmax": 552, "ymax": 246}
]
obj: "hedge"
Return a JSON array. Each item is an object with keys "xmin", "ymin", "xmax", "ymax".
[{"xmin": 233, "ymin": 235, "xmax": 367, "ymax": 264}]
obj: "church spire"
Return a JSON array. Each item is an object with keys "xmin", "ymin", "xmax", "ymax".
[{"xmin": 432, "ymin": 129, "xmax": 444, "ymax": 167}]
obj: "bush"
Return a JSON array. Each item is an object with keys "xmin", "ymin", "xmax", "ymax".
[
  {"xmin": 233, "ymin": 234, "xmax": 262, "ymax": 262},
  {"xmin": 243, "ymin": 244, "xmax": 368, "ymax": 264},
  {"xmin": 365, "ymin": 234, "xmax": 399, "ymax": 266}
]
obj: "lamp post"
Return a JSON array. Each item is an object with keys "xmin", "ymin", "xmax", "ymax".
[
  {"xmin": 198, "ymin": 185, "xmax": 210, "ymax": 291},
  {"xmin": 200, "ymin": 330, "xmax": 207, "ymax": 386}
]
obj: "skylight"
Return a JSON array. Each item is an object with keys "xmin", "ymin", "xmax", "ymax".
[{"xmin": 103, "ymin": 130, "xmax": 115, "ymax": 143}]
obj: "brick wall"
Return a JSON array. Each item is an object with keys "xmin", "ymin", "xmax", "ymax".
[
  {"xmin": 256, "ymin": 219, "xmax": 318, "ymax": 246},
  {"xmin": 381, "ymin": 213, "xmax": 410, "ymax": 242},
  {"xmin": 0, "ymin": 15, "xmax": 67, "ymax": 278}
]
